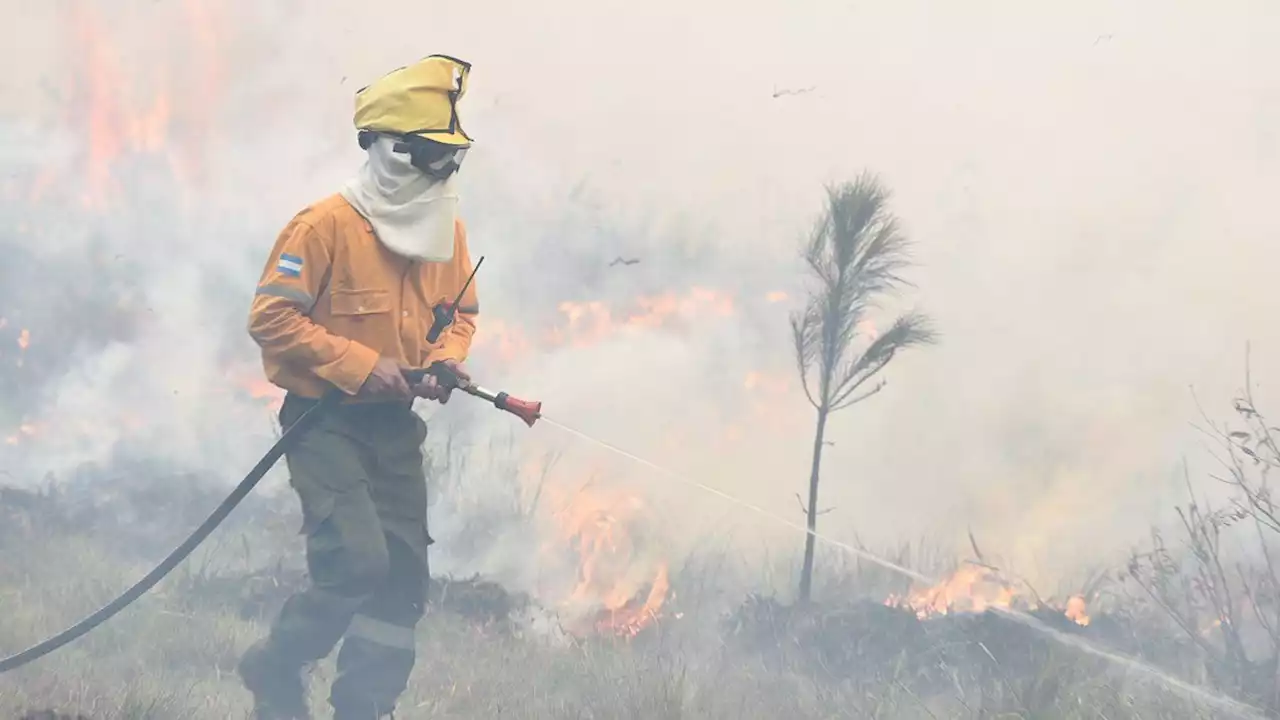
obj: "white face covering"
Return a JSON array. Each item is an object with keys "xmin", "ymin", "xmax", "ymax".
[{"xmin": 339, "ymin": 136, "xmax": 459, "ymax": 262}]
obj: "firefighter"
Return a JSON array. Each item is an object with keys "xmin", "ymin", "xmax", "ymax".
[{"xmin": 238, "ymin": 55, "xmax": 480, "ymax": 720}]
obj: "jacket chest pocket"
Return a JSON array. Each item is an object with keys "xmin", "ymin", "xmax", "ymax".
[{"xmin": 330, "ymin": 288, "xmax": 393, "ymax": 318}]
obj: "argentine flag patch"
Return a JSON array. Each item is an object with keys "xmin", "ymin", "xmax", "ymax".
[{"xmin": 277, "ymin": 253, "xmax": 303, "ymax": 278}]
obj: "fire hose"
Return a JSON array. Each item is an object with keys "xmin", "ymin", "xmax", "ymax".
[
  {"xmin": 0, "ymin": 363, "xmax": 540, "ymax": 674},
  {"xmin": 0, "ymin": 376, "xmax": 1271, "ymax": 718},
  {"xmin": 0, "ymin": 253, "xmax": 547, "ymax": 674},
  {"xmin": 0, "ymin": 253, "xmax": 1268, "ymax": 719}
]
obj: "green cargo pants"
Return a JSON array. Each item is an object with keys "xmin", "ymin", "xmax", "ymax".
[{"xmin": 254, "ymin": 393, "xmax": 433, "ymax": 718}]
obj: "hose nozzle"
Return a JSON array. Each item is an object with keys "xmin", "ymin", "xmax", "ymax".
[
  {"xmin": 493, "ymin": 392, "xmax": 542, "ymax": 428},
  {"xmin": 402, "ymin": 363, "xmax": 542, "ymax": 428}
]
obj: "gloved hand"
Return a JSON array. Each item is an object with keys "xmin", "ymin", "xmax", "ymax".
[
  {"xmin": 358, "ymin": 357, "xmax": 413, "ymax": 399},
  {"xmin": 412, "ymin": 360, "xmax": 471, "ymax": 404}
]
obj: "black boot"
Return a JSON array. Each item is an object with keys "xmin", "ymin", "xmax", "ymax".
[{"xmin": 237, "ymin": 639, "xmax": 311, "ymax": 720}]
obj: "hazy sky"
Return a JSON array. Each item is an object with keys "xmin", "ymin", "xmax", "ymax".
[{"xmin": 2, "ymin": 0, "xmax": 1277, "ymax": 591}]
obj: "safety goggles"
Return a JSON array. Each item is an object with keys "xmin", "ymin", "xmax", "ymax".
[
  {"xmin": 394, "ymin": 137, "xmax": 468, "ymax": 180},
  {"xmin": 358, "ymin": 130, "xmax": 468, "ymax": 180}
]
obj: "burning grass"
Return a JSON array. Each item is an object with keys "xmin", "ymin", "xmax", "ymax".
[
  {"xmin": 1, "ymin": 356, "xmax": 1273, "ymax": 718},
  {"xmin": 886, "ymin": 562, "xmax": 1093, "ymax": 626},
  {"xmin": 0, "ymin": 473, "xmax": 1261, "ymax": 720}
]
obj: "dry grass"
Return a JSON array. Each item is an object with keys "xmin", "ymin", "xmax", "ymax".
[
  {"xmin": 0, "ymin": 505, "xmax": 1243, "ymax": 720},
  {"xmin": 6, "ymin": 381, "xmax": 1276, "ymax": 719}
]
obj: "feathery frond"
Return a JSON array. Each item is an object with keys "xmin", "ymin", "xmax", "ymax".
[{"xmin": 791, "ymin": 173, "xmax": 936, "ymax": 411}]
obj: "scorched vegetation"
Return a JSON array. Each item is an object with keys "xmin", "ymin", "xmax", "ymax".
[{"xmin": 1, "ymin": 373, "xmax": 1278, "ymax": 720}]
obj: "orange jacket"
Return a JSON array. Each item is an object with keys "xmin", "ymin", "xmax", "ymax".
[{"xmin": 247, "ymin": 194, "xmax": 479, "ymax": 399}]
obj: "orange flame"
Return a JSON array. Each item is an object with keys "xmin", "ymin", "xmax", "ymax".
[
  {"xmin": 4, "ymin": 423, "xmax": 39, "ymax": 447},
  {"xmin": 474, "ymin": 287, "xmax": 738, "ymax": 366},
  {"xmin": 237, "ymin": 376, "xmax": 284, "ymax": 413},
  {"xmin": 545, "ymin": 480, "xmax": 671, "ymax": 638},
  {"xmin": 554, "ymin": 287, "xmax": 735, "ymax": 345},
  {"xmin": 71, "ymin": 5, "xmax": 164, "ymax": 208},
  {"xmin": 1065, "ymin": 594, "xmax": 1091, "ymax": 626},
  {"xmin": 886, "ymin": 563, "xmax": 1090, "ymax": 627},
  {"xmin": 888, "ymin": 564, "xmax": 1020, "ymax": 618},
  {"xmin": 743, "ymin": 370, "xmax": 789, "ymax": 393},
  {"xmin": 53, "ymin": 2, "xmax": 225, "ymax": 209},
  {"xmin": 247, "ymin": 381, "xmax": 284, "ymax": 413}
]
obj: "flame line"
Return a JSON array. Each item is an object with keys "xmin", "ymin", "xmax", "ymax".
[
  {"xmin": 538, "ymin": 417, "xmax": 933, "ymax": 585},
  {"xmin": 537, "ymin": 415, "xmax": 1268, "ymax": 719}
]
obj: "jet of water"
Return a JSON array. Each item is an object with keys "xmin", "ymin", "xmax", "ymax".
[{"xmin": 538, "ymin": 414, "xmax": 1268, "ymax": 719}]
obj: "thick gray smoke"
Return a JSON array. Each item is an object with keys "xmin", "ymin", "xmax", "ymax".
[{"xmin": 1, "ymin": 0, "xmax": 1277, "ymax": 596}]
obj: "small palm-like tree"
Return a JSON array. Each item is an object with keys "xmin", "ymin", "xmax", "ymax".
[{"xmin": 792, "ymin": 173, "xmax": 937, "ymax": 601}]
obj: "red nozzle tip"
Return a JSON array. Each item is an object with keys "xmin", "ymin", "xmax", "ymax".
[{"xmin": 503, "ymin": 397, "xmax": 542, "ymax": 427}]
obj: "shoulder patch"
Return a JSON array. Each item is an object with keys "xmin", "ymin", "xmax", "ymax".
[{"xmin": 277, "ymin": 253, "xmax": 303, "ymax": 277}]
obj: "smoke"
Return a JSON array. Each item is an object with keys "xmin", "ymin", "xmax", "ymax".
[{"xmin": 1, "ymin": 0, "xmax": 1277, "ymax": 595}]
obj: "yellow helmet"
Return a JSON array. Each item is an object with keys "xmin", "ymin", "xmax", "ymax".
[{"xmin": 353, "ymin": 54, "xmax": 473, "ymax": 146}]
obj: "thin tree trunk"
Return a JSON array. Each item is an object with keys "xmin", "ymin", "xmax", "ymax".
[{"xmin": 798, "ymin": 404, "xmax": 829, "ymax": 602}]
